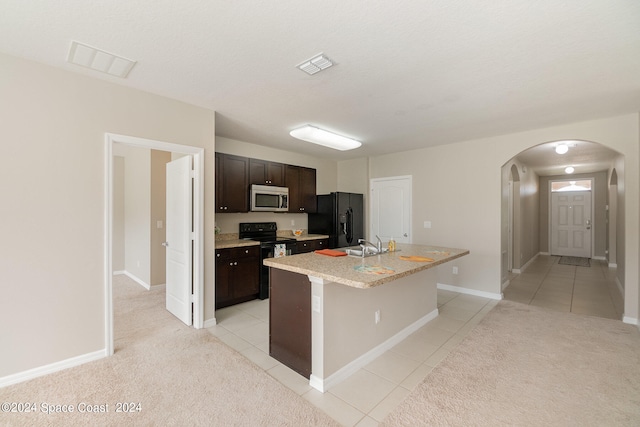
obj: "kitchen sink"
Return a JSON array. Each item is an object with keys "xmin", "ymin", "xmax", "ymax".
[{"xmin": 343, "ymin": 247, "xmax": 390, "ymax": 258}]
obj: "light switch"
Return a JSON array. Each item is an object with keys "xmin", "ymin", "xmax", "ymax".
[
  {"xmin": 424, "ymin": 221, "xmax": 431, "ymax": 229},
  {"xmin": 157, "ymin": 221, "xmax": 163, "ymax": 229},
  {"xmin": 312, "ymin": 296, "xmax": 321, "ymax": 313}
]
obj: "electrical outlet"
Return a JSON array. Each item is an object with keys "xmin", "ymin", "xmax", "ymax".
[
  {"xmin": 291, "ymin": 220, "xmax": 295, "ymax": 226},
  {"xmin": 423, "ymin": 221, "xmax": 432, "ymax": 229},
  {"xmin": 452, "ymin": 266, "xmax": 458, "ymax": 275},
  {"xmin": 312, "ymin": 296, "xmax": 321, "ymax": 313},
  {"xmin": 374, "ymin": 309, "xmax": 381, "ymax": 324}
]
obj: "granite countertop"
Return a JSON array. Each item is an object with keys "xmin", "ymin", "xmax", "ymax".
[
  {"xmin": 294, "ymin": 233, "xmax": 329, "ymax": 241},
  {"xmin": 263, "ymin": 243, "xmax": 469, "ymax": 289},
  {"xmin": 215, "ymin": 239, "xmax": 260, "ymax": 250},
  {"xmin": 215, "ymin": 232, "xmax": 329, "ymax": 249}
]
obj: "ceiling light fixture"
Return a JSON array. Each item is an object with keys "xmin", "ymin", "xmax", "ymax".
[
  {"xmin": 555, "ymin": 144, "xmax": 569, "ymax": 154},
  {"xmin": 565, "ymin": 166, "xmax": 575, "ymax": 174},
  {"xmin": 67, "ymin": 41, "xmax": 136, "ymax": 78},
  {"xmin": 297, "ymin": 53, "xmax": 334, "ymax": 75},
  {"xmin": 289, "ymin": 125, "xmax": 361, "ymax": 151}
]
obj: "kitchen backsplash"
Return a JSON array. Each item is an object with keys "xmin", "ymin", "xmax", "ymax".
[{"xmin": 215, "ymin": 212, "xmax": 308, "ymax": 234}]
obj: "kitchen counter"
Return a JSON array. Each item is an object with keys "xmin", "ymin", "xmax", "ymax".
[
  {"xmin": 293, "ymin": 233, "xmax": 329, "ymax": 242},
  {"xmin": 215, "ymin": 233, "xmax": 328, "ymax": 249},
  {"xmin": 266, "ymin": 243, "xmax": 469, "ymax": 392},
  {"xmin": 263, "ymin": 243, "xmax": 468, "ymax": 289},
  {"xmin": 214, "ymin": 238, "xmax": 260, "ymax": 250}
]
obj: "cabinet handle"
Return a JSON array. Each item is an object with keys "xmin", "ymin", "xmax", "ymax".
[
  {"xmin": 234, "ymin": 262, "xmax": 238, "ymax": 266},
  {"xmin": 245, "ymin": 249, "xmax": 249, "ymax": 253},
  {"xmin": 229, "ymin": 262, "xmax": 233, "ymax": 266},
  {"xmin": 217, "ymin": 253, "xmax": 220, "ymax": 257}
]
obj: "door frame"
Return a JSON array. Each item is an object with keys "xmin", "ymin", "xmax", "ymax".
[
  {"xmin": 548, "ymin": 178, "xmax": 594, "ymax": 258},
  {"xmin": 104, "ymin": 133, "xmax": 205, "ymax": 356}
]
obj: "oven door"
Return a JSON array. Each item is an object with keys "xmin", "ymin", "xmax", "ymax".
[{"xmin": 259, "ymin": 241, "xmax": 297, "ymax": 299}]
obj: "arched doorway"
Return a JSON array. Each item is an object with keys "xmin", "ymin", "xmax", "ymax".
[{"xmin": 501, "ymin": 140, "xmax": 624, "ymax": 320}]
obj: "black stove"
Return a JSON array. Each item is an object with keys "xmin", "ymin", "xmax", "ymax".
[{"xmin": 239, "ymin": 222, "xmax": 297, "ymax": 299}]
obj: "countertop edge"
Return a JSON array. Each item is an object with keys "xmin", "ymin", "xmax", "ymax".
[{"xmin": 264, "ymin": 246, "xmax": 470, "ymax": 289}]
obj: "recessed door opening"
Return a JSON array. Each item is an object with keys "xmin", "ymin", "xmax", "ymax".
[{"xmin": 105, "ymin": 133, "xmax": 204, "ymax": 356}]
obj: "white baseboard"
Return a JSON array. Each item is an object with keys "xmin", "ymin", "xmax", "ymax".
[
  {"xmin": 514, "ymin": 252, "xmax": 540, "ymax": 274},
  {"xmin": 438, "ymin": 283, "xmax": 503, "ymax": 300},
  {"xmin": 113, "ymin": 270, "xmax": 126, "ymax": 275},
  {"xmin": 122, "ymin": 271, "xmax": 150, "ymax": 290},
  {"xmin": 310, "ymin": 308, "xmax": 439, "ymax": 393},
  {"xmin": 203, "ymin": 317, "xmax": 217, "ymax": 328},
  {"xmin": 609, "ymin": 263, "xmax": 618, "ymax": 268},
  {"xmin": 592, "ymin": 256, "xmax": 606, "ymax": 261},
  {"xmin": 622, "ymin": 316, "xmax": 638, "ymax": 326},
  {"xmin": 0, "ymin": 349, "xmax": 106, "ymax": 388},
  {"xmin": 540, "ymin": 252, "xmax": 550, "ymax": 256}
]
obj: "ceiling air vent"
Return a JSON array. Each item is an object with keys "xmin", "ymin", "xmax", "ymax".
[
  {"xmin": 67, "ymin": 41, "xmax": 136, "ymax": 78},
  {"xmin": 297, "ymin": 53, "xmax": 334, "ymax": 75}
]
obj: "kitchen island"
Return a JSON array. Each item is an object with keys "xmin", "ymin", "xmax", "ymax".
[{"xmin": 264, "ymin": 243, "xmax": 468, "ymax": 392}]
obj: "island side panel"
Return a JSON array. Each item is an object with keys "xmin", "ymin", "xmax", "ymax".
[
  {"xmin": 269, "ymin": 268, "xmax": 312, "ymax": 378},
  {"xmin": 322, "ymin": 268, "xmax": 438, "ymax": 378}
]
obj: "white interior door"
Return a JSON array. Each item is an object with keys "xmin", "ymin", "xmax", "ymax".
[
  {"xmin": 165, "ymin": 155, "xmax": 193, "ymax": 325},
  {"xmin": 550, "ymin": 191, "xmax": 592, "ymax": 258},
  {"xmin": 370, "ymin": 176, "xmax": 412, "ymax": 243}
]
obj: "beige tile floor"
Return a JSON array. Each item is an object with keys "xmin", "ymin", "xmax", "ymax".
[
  {"xmin": 503, "ymin": 255, "xmax": 624, "ymax": 320},
  {"xmin": 208, "ymin": 290, "xmax": 497, "ymax": 426}
]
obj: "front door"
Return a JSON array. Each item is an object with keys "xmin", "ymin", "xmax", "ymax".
[
  {"xmin": 370, "ymin": 176, "xmax": 412, "ymax": 244},
  {"xmin": 165, "ymin": 155, "xmax": 193, "ymax": 325},
  {"xmin": 550, "ymin": 190, "xmax": 592, "ymax": 258}
]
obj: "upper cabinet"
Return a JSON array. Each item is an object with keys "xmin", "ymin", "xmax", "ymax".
[
  {"xmin": 285, "ymin": 165, "xmax": 317, "ymax": 213},
  {"xmin": 216, "ymin": 152, "xmax": 316, "ymax": 213},
  {"xmin": 249, "ymin": 159, "xmax": 285, "ymax": 187},
  {"xmin": 216, "ymin": 153, "xmax": 249, "ymax": 212}
]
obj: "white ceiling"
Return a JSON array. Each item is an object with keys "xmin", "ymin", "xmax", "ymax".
[{"xmin": 1, "ymin": 1, "xmax": 639, "ymax": 166}]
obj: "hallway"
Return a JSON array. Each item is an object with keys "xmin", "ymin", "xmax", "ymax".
[{"xmin": 503, "ymin": 255, "xmax": 624, "ymax": 320}]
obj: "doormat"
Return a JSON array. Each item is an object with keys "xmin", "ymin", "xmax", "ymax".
[{"xmin": 558, "ymin": 256, "xmax": 590, "ymax": 267}]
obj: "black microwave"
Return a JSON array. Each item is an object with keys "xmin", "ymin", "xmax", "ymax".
[{"xmin": 251, "ymin": 184, "xmax": 289, "ymax": 212}]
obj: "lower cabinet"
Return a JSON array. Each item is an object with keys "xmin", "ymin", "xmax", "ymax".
[
  {"xmin": 296, "ymin": 238, "xmax": 329, "ymax": 254},
  {"xmin": 215, "ymin": 246, "xmax": 260, "ymax": 309}
]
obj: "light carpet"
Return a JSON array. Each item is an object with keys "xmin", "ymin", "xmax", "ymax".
[
  {"xmin": 0, "ymin": 275, "xmax": 338, "ymax": 426},
  {"xmin": 382, "ymin": 300, "xmax": 640, "ymax": 426}
]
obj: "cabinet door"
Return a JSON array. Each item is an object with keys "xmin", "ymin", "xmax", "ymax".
[
  {"xmin": 234, "ymin": 254, "xmax": 260, "ymax": 297},
  {"xmin": 215, "ymin": 251, "xmax": 233, "ymax": 308},
  {"xmin": 300, "ymin": 167, "xmax": 317, "ymax": 213},
  {"xmin": 217, "ymin": 153, "xmax": 249, "ymax": 212},
  {"xmin": 285, "ymin": 165, "xmax": 302, "ymax": 212},
  {"xmin": 250, "ymin": 159, "xmax": 285, "ymax": 186},
  {"xmin": 313, "ymin": 239, "xmax": 328, "ymax": 251},
  {"xmin": 297, "ymin": 241, "xmax": 313, "ymax": 253},
  {"xmin": 266, "ymin": 162, "xmax": 285, "ymax": 186}
]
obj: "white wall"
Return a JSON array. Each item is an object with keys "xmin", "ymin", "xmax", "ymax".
[
  {"xmin": 122, "ymin": 145, "xmax": 151, "ymax": 285},
  {"xmin": 0, "ymin": 52, "xmax": 215, "ymax": 379},
  {"xmin": 355, "ymin": 114, "xmax": 639, "ymax": 320}
]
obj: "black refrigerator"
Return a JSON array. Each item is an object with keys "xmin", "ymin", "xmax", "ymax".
[{"xmin": 308, "ymin": 192, "xmax": 364, "ymax": 249}]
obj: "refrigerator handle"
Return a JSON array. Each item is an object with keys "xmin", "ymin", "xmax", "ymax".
[{"xmin": 346, "ymin": 208, "xmax": 353, "ymax": 245}]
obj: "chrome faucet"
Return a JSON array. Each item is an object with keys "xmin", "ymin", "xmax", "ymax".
[{"xmin": 358, "ymin": 236, "xmax": 383, "ymax": 254}]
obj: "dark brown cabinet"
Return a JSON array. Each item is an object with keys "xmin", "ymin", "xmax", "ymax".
[
  {"xmin": 269, "ymin": 268, "xmax": 311, "ymax": 378},
  {"xmin": 215, "ymin": 246, "xmax": 260, "ymax": 309},
  {"xmin": 249, "ymin": 159, "xmax": 285, "ymax": 186},
  {"xmin": 216, "ymin": 153, "xmax": 249, "ymax": 212},
  {"xmin": 285, "ymin": 165, "xmax": 317, "ymax": 213},
  {"xmin": 296, "ymin": 238, "xmax": 329, "ymax": 253}
]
